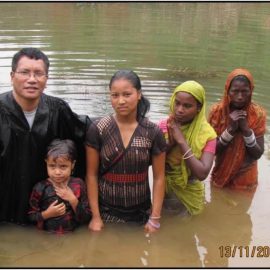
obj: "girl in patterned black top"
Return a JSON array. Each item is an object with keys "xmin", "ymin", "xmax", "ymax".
[
  {"xmin": 86, "ymin": 70, "xmax": 166, "ymax": 233},
  {"xmin": 28, "ymin": 139, "xmax": 91, "ymax": 234}
]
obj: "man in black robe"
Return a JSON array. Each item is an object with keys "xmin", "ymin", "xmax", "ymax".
[{"xmin": 0, "ymin": 48, "xmax": 90, "ymax": 224}]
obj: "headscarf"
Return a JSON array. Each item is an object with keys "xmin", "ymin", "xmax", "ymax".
[
  {"xmin": 209, "ymin": 68, "xmax": 266, "ymax": 188},
  {"xmin": 213, "ymin": 68, "xmax": 255, "ymax": 132},
  {"xmin": 165, "ymin": 81, "xmax": 217, "ymax": 215}
]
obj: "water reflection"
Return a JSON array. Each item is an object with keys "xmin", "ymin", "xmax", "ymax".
[
  {"xmin": 0, "ymin": 188, "xmax": 255, "ymax": 268},
  {"xmin": 203, "ymin": 188, "xmax": 253, "ymax": 267},
  {"xmin": 0, "ymin": 2, "xmax": 270, "ymax": 267}
]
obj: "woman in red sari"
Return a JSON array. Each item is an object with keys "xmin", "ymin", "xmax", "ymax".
[{"xmin": 208, "ymin": 68, "xmax": 266, "ymax": 190}]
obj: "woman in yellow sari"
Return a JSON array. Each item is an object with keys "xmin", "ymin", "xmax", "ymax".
[{"xmin": 159, "ymin": 81, "xmax": 217, "ymax": 215}]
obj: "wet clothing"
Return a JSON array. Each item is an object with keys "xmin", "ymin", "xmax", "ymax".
[
  {"xmin": 28, "ymin": 177, "xmax": 91, "ymax": 233},
  {"xmin": 159, "ymin": 119, "xmax": 217, "ymax": 215},
  {"xmin": 0, "ymin": 91, "xmax": 90, "ymax": 224},
  {"xmin": 209, "ymin": 68, "xmax": 266, "ymax": 190},
  {"xmin": 160, "ymin": 81, "xmax": 217, "ymax": 215},
  {"xmin": 85, "ymin": 115, "xmax": 166, "ymax": 224}
]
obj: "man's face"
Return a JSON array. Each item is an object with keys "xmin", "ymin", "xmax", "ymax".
[{"xmin": 11, "ymin": 56, "xmax": 48, "ymax": 103}]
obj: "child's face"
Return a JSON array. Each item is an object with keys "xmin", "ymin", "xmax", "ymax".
[{"xmin": 46, "ymin": 156, "xmax": 75, "ymax": 185}]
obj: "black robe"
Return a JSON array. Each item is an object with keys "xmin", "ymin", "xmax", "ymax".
[{"xmin": 0, "ymin": 91, "xmax": 90, "ymax": 224}]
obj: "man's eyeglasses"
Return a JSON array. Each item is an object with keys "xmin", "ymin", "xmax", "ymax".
[{"xmin": 14, "ymin": 70, "xmax": 48, "ymax": 79}]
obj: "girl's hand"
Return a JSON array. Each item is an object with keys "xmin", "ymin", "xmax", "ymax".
[
  {"xmin": 42, "ymin": 200, "xmax": 66, "ymax": 219},
  {"xmin": 167, "ymin": 115, "xmax": 176, "ymax": 146},
  {"xmin": 89, "ymin": 216, "xmax": 104, "ymax": 232},
  {"xmin": 167, "ymin": 116, "xmax": 185, "ymax": 145},
  {"xmin": 55, "ymin": 185, "xmax": 77, "ymax": 204},
  {"xmin": 144, "ymin": 219, "xmax": 160, "ymax": 233}
]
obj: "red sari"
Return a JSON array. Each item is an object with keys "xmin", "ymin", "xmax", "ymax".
[{"xmin": 209, "ymin": 68, "xmax": 266, "ymax": 190}]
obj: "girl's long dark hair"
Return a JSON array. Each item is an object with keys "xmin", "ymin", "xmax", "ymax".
[{"xmin": 109, "ymin": 70, "xmax": 150, "ymax": 120}]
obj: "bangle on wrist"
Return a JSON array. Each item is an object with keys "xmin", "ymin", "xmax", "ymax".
[
  {"xmin": 224, "ymin": 128, "xmax": 234, "ymax": 140},
  {"xmin": 220, "ymin": 129, "xmax": 234, "ymax": 143},
  {"xmin": 246, "ymin": 139, "xmax": 257, "ymax": 148},
  {"xmin": 149, "ymin": 216, "xmax": 161, "ymax": 220},
  {"xmin": 243, "ymin": 130, "xmax": 255, "ymax": 144},
  {"xmin": 183, "ymin": 148, "xmax": 192, "ymax": 159},
  {"xmin": 183, "ymin": 153, "xmax": 194, "ymax": 160},
  {"xmin": 243, "ymin": 130, "xmax": 256, "ymax": 147},
  {"xmin": 147, "ymin": 219, "xmax": 160, "ymax": 229},
  {"xmin": 219, "ymin": 136, "xmax": 228, "ymax": 146}
]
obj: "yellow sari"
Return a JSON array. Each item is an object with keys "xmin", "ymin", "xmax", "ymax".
[{"xmin": 165, "ymin": 81, "xmax": 217, "ymax": 215}]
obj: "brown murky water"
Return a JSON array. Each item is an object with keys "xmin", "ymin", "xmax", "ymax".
[{"xmin": 0, "ymin": 3, "xmax": 269, "ymax": 267}]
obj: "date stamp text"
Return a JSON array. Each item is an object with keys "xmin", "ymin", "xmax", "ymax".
[{"xmin": 219, "ymin": 245, "xmax": 270, "ymax": 258}]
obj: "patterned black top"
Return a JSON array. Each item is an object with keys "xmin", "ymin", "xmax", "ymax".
[
  {"xmin": 28, "ymin": 177, "xmax": 91, "ymax": 234},
  {"xmin": 85, "ymin": 115, "xmax": 166, "ymax": 224}
]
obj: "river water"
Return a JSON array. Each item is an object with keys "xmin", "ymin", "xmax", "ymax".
[{"xmin": 0, "ymin": 2, "xmax": 269, "ymax": 267}]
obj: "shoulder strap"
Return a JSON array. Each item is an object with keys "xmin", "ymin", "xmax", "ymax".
[{"xmin": 99, "ymin": 149, "xmax": 127, "ymax": 177}]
